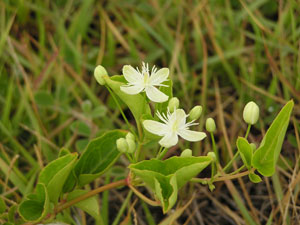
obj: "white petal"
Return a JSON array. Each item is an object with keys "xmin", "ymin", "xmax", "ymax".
[
  {"xmin": 143, "ymin": 120, "xmax": 169, "ymax": 136},
  {"xmin": 149, "ymin": 68, "xmax": 169, "ymax": 85},
  {"xmin": 145, "ymin": 86, "xmax": 168, "ymax": 103},
  {"xmin": 120, "ymin": 84, "xmax": 144, "ymax": 95},
  {"xmin": 159, "ymin": 132, "xmax": 178, "ymax": 148},
  {"xmin": 169, "ymin": 109, "xmax": 186, "ymax": 126},
  {"xmin": 178, "ymin": 130, "xmax": 206, "ymax": 142},
  {"xmin": 122, "ymin": 65, "xmax": 143, "ymax": 83}
]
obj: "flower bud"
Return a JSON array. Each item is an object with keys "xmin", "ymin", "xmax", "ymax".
[
  {"xmin": 168, "ymin": 97, "xmax": 179, "ymax": 113},
  {"xmin": 189, "ymin": 105, "xmax": 202, "ymax": 120},
  {"xmin": 126, "ymin": 139, "xmax": 136, "ymax": 154},
  {"xmin": 94, "ymin": 65, "xmax": 108, "ymax": 85},
  {"xmin": 126, "ymin": 132, "xmax": 135, "ymax": 141},
  {"xmin": 180, "ymin": 149, "xmax": 192, "ymax": 157},
  {"xmin": 207, "ymin": 152, "xmax": 216, "ymax": 162},
  {"xmin": 206, "ymin": 118, "xmax": 216, "ymax": 133},
  {"xmin": 116, "ymin": 138, "xmax": 128, "ymax": 153},
  {"xmin": 243, "ymin": 101, "xmax": 259, "ymax": 125},
  {"xmin": 250, "ymin": 143, "xmax": 256, "ymax": 151}
]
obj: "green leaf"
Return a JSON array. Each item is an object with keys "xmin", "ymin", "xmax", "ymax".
[
  {"xmin": 18, "ymin": 183, "xmax": 49, "ymax": 222},
  {"xmin": 90, "ymin": 105, "xmax": 107, "ymax": 118},
  {"xmin": 58, "ymin": 148, "xmax": 71, "ymax": 158},
  {"xmin": 0, "ymin": 197, "xmax": 6, "ymax": 213},
  {"xmin": 248, "ymin": 172, "xmax": 262, "ymax": 183},
  {"xmin": 34, "ymin": 90, "xmax": 54, "ymax": 107},
  {"xmin": 67, "ymin": 189, "xmax": 102, "ymax": 222},
  {"xmin": 104, "ymin": 75, "xmax": 151, "ymax": 122},
  {"xmin": 75, "ymin": 138, "xmax": 89, "ymax": 153},
  {"xmin": 129, "ymin": 156, "xmax": 211, "ymax": 212},
  {"xmin": 236, "ymin": 137, "xmax": 252, "ymax": 169},
  {"xmin": 39, "ymin": 153, "xmax": 78, "ymax": 203},
  {"xmin": 70, "ymin": 120, "xmax": 91, "ymax": 137},
  {"xmin": 252, "ymin": 100, "xmax": 294, "ymax": 176},
  {"xmin": 75, "ymin": 130, "xmax": 126, "ymax": 186},
  {"xmin": 8, "ymin": 205, "xmax": 17, "ymax": 223}
]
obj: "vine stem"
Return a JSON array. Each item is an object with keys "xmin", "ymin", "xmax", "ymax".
[
  {"xmin": 191, "ymin": 168, "xmax": 255, "ymax": 183},
  {"xmin": 56, "ymin": 179, "xmax": 126, "ymax": 213}
]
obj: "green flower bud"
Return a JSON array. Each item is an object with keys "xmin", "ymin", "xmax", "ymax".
[
  {"xmin": 206, "ymin": 118, "xmax": 216, "ymax": 133},
  {"xmin": 116, "ymin": 138, "xmax": 128, "ymax": 153},
  {"xmin": 81, "ymin": 100, "xmax": 92, "ymax": 113},
  {"xmin": 207, "ymin": 152, "xmax": 216, "ymax": 162},
  {"xmin": 94, "ymin": 65, "xmax": 108, "ymax": 85},
  {"xmin": 126, "ymin": 132, "xmax": 135, "ymax": 141},
  {"xmin": 168, "ymin": 97, "xmax": 179, "ymax": 113},
  {"xmin": 189, "ymin": 105, "xmax": 202, "ymax": 120},
  {"xmin": 180, "ymin": 149, "xmax": 193, "ymax": 157},
  {"xmin": 243, "ymin": 101, "xmax": 259, "ymax": 125},
  {"xmin": 126, "ymin": 139, "xmax": 136, "ymax": 154},
  {"xmin": 250, "ymin": 143, "xmax": 256, "ymax": 151}
]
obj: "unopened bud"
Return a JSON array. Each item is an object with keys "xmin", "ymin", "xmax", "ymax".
[
  {"xmin": 189, "ymin": 105, "xmax": 202, "ymax": 120},
  {"xmin": 206, "ymin": 118, "xmax": 216, "ymax": 133},
  {"xmin": 126, "ymin": 132, "xmax": 135, "ymax": 141},
  {"xmin": 243, "ymin": 101, "xmax": 259, "ymax": 125},
  {"xmin": 94, "ymin": 65, "xmax": 108, "ymax": 85},
  {"xmin": 168, "ymin": 97, "xmax": 179, "ymax": 113},
  {"xmin": 180, "ymin": 149, "xmax": 192, "ymax": 157},
  {"xmin": 116, "ymin": 138, "xmax": 128, "ymax": 153},
  {"xmin": 207, "ymin": 152, "xmax": 216, "ymax": 162},
  {"xmin": 250, "ymin": 143, "xmax": 256, "ymax": 151},
  {"xmin": 127, "ymin": 139, "xmax": 136, "ymax": 154}
]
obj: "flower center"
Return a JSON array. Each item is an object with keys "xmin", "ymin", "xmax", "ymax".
[{"xmin": 143, "ymin": 72, "xmax": 150, "ymax": 86}]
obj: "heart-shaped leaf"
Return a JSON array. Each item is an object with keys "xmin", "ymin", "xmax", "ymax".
[
  {"xmin": 67, "ymin": 189, "xmax": 102, "ymax": 222},
  {"xmin": 18, "ymin": 183, "xmax": 49, "ymax": 222},
  {"xmin": 39, "ymin": 153, "xmax": 78, "ymax": 203},
  {"xmin": 236, "ymin": 137, "xmax": 252, "ymax": 169},
  {"xmin": 248, "ymin": 172, "xmax": 262, "ymax": 183},
  {"xmin": 252, "ymin": 100, "xmax": 294, "ymax": 176},
  {"xmin": 104, "ymin": 75, "xmax": 151, "ymax": 123},
  {"xmin": 75, "ymin": 130, "xmax": 126, "ymax": 186},
  {"xmin": 129, "ymin": 156, "xmax": 212, "ymax": 212}
]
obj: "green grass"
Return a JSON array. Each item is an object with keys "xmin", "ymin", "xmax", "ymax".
[{"xmin": 0, "ymin": 0, "xmax": 300, "ymax": 224}]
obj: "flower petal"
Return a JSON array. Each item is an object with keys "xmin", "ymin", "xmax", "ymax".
[
  {"xmin": 149, "ymin": 68, "xmax": 169, "ymax": 86},
  {"xmin": 159, "ymin": 132, "xmax": 178, "ymax": 148},
  {"xmin": 122, "ymin": 65, "xmax": 143, "ymax": 83},
  {"xmin": 169, "ymin": 109, "xmax": 186, "ymax": 126},
  {"xmin": 178, "ymin": 129, "xmax": 206, "ymax": 142},
  {"xmin": 120, "ymin": 84, "xmax": 144, "ymax": 95},
  {"xmin": 145, "ymin": 86, "xmax": 168, "ymax": 103},
  {"xmin": 143, "ymin": 120, "xmax": 169, "ymax": 136}
]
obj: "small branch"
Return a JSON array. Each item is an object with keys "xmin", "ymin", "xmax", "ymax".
[
  {"xmin": 56, "ymin": 179, "xmax": 126, "ymax": 214},
  {"xmin": 191, "ymin": 168, "xmax": 254, "ymax": 183},
  {"xmin": 128, "ymin": 184, "xmax": 160, "ymax": 206}
]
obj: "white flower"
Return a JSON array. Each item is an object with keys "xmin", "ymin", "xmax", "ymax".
[
  {"xmin": 120, "ymin": 62, "xmax": 169, "ymax": 103},
  {"xmin": 143, "ymin": 108, "xmax": 207, "ymax": 148}
]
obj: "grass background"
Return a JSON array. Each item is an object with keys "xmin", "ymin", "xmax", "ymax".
[{"xmin": 0, "ymin": 0, "xmax": 300, "ymax": 224}]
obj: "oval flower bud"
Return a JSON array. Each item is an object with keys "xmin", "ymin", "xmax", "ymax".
[
  {"xmin": 206, "ymin": 118, "xmax": 216, "ymax": 133},
  {"xmin": 243, "ymin": 101, "xmax": 259, "ymax": 125},
  {"xmin": 250, "ymin": 143, "xmax": 256, "ymax": 151},
  {"xmin": 116, "ymin": 138, "xmax": 128, "ymax": 153},
  {"xmin": 126, "ymin": 132, "xmax": 135, "ymax": 141},
  {"xmin": 168, "ymin": 97, "xmax": 179, "ymax": 113},
  {"xmin": 126, "ymin": 139, "xmax": 136, "ymax": 154},
  {"xmin": 94, "ymin": 65, "xmax": 108, "ymax": 85},
  {"xmin": 207, "ymin": 152, "xmax": 216, "ymax": 162},
  {"xmin": 180, "ymin": 149, "xmax": 193, "ymax": 157},
  {"xmin": 189, "ymin": 105, "xmax": 202, "ymax": 120}
]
